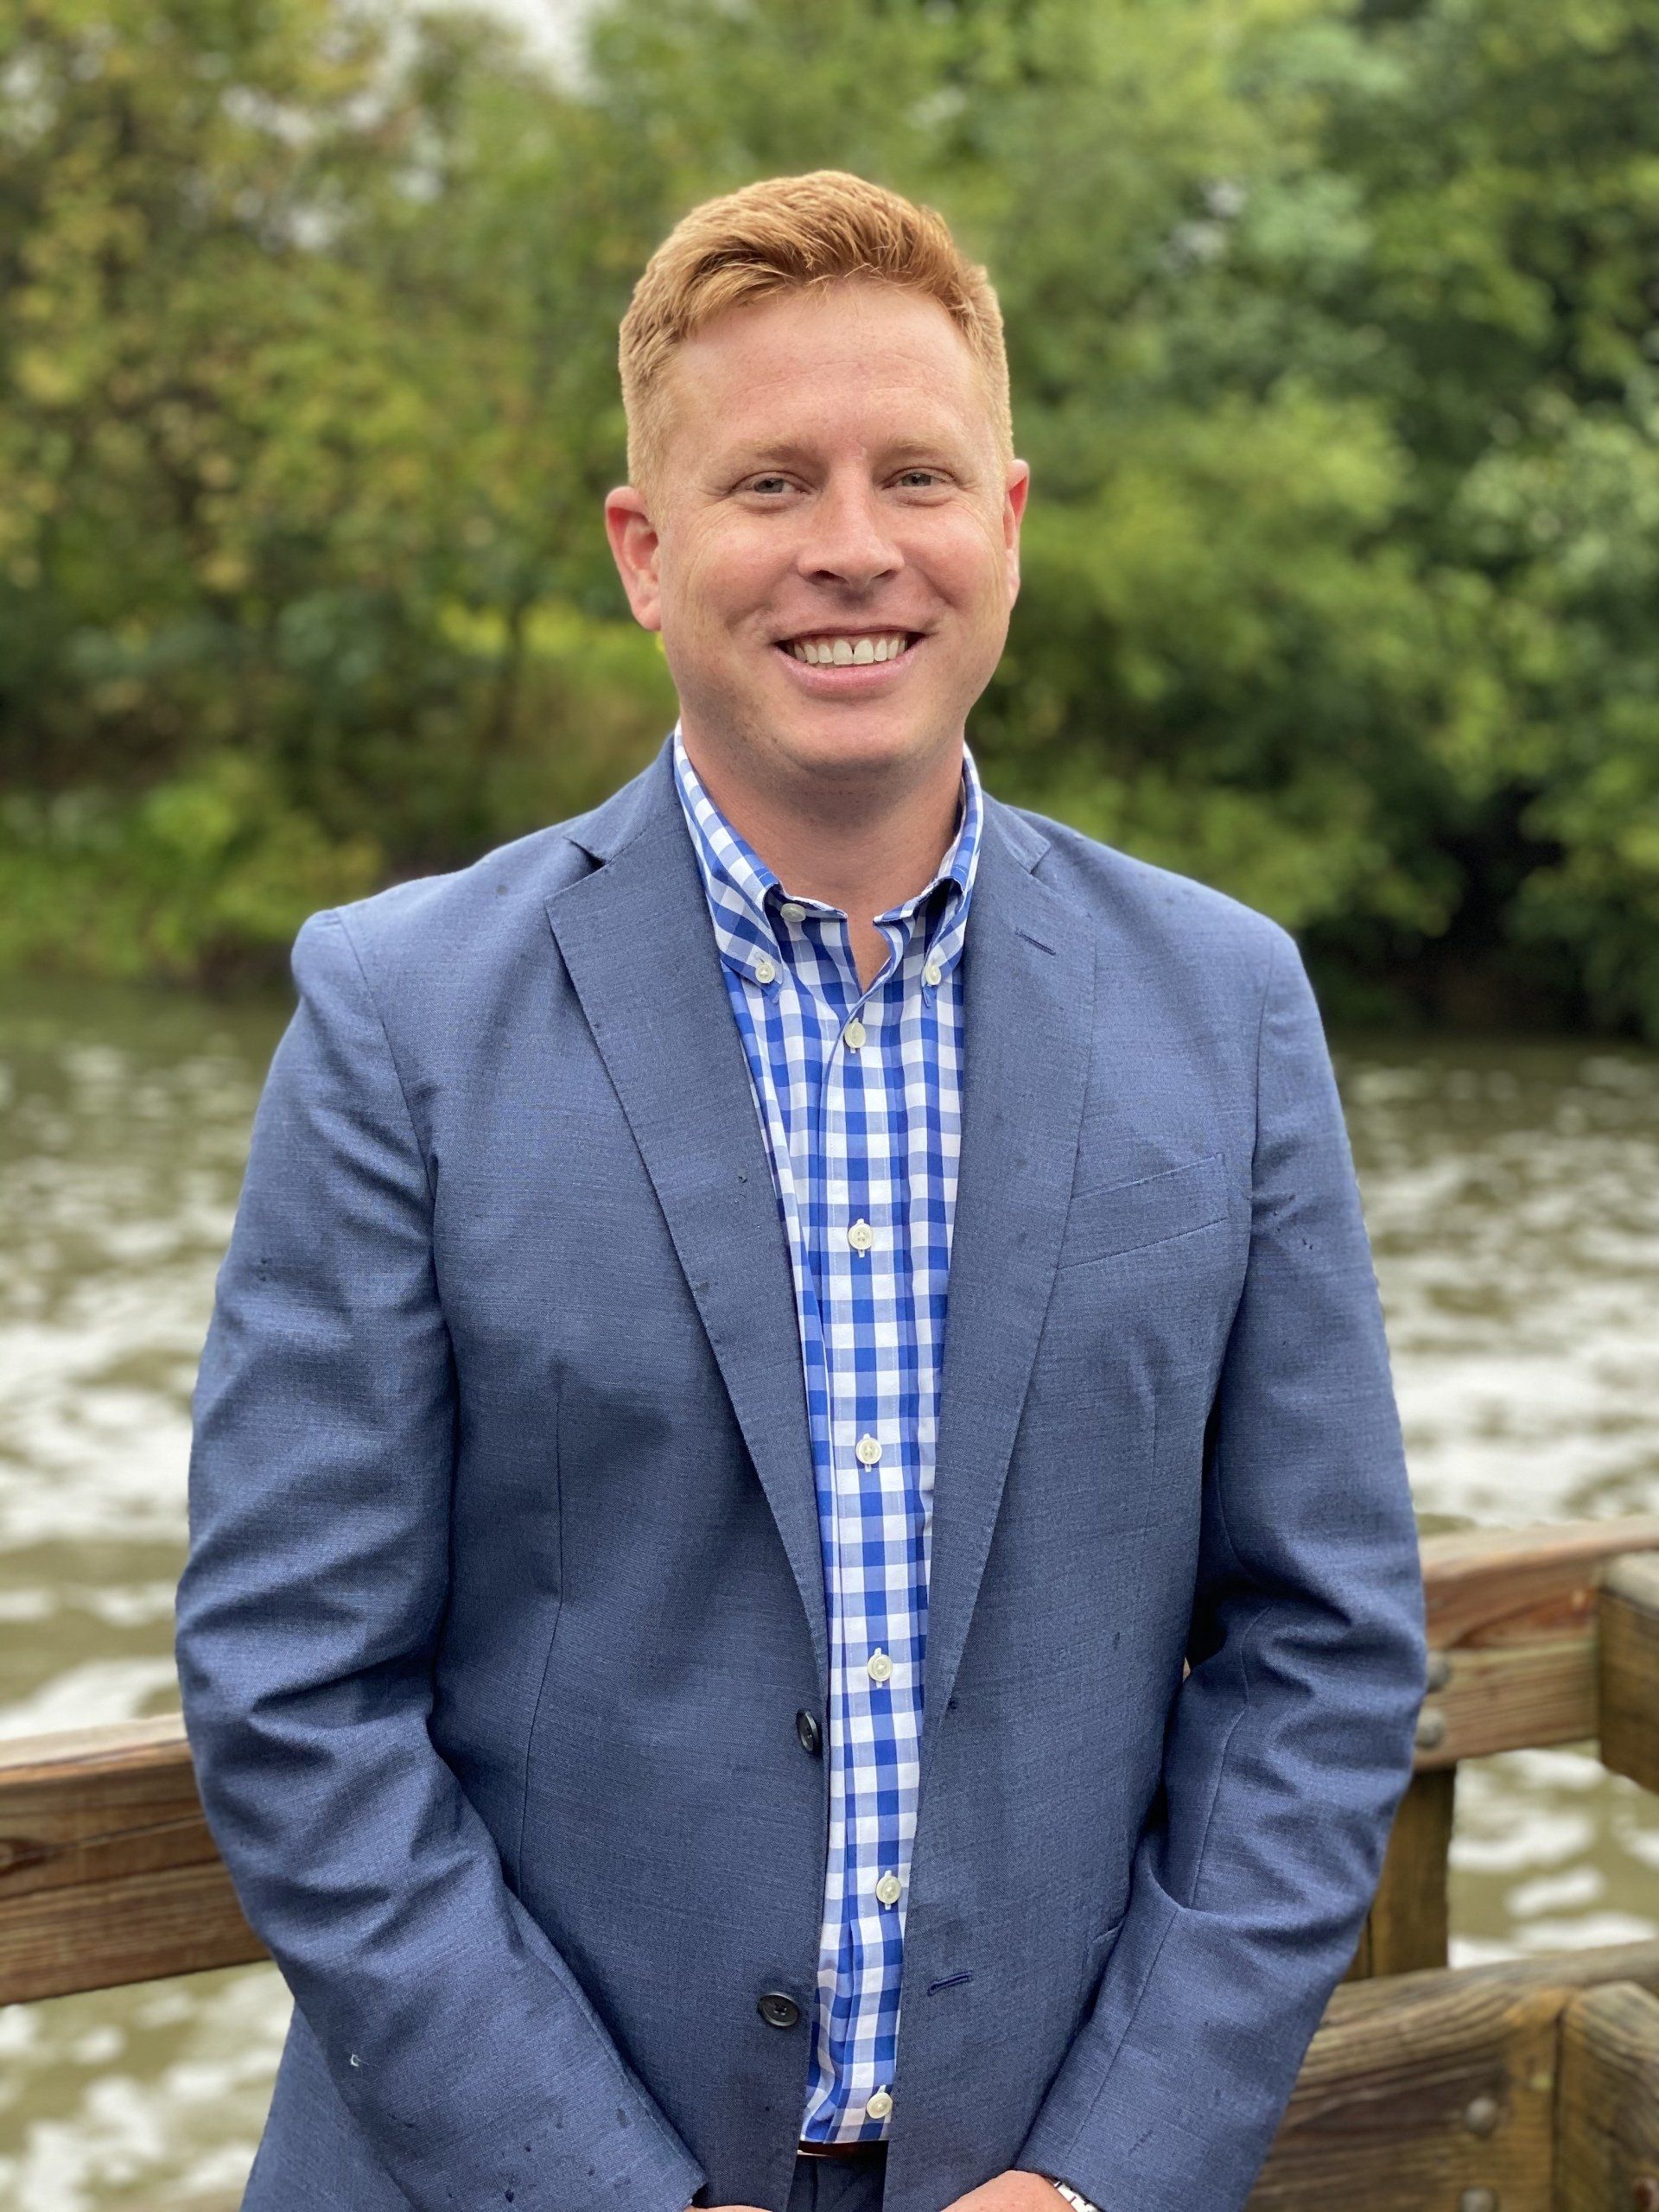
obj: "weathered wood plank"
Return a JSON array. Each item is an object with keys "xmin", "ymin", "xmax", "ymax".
[
  {"xmin": 0, "ymin": 1715, "xmax": 267, "ymax": 2004},
  {"xmin": 1414, "ymin": 1633, "xmax": 1599, "ymax": 1769},
  {"xmin": 1249, "ymin": 1974, "xmax": 1565, "ymax": 2209},
  {"xmin": 1420, "ymin": 1516, "xmax": 1659, "ymax": 1647},
  {"xmin": 1326, "ymin": 1939, "xmax": 1659, "ymax": 2024},
  {"xmin": 1553, "ymin": 1980, "xmax": 1659, "ymax": 2212},
  {"xmin": 1599, "ymin": 1553, "xmax": 1659, "ymax": 1795},
  {"xmin": 1413, "ymin": 1516, "xmax": 1659, "ymax": 1769}
]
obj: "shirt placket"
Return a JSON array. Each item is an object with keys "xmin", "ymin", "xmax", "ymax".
[
  {"xmin": 804, "ymin": 914, "xmax": 920, "ymax": 2131},
  {"xmin": 669, "ymin": 720, "xmax": 980, "ymax": 2146}
]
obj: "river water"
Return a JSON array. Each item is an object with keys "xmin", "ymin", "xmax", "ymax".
[{"xmin": 1, "ymin": 979, "xmax": 1656, "ymax": 2208}]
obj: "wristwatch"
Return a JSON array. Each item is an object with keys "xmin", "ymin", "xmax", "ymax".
[{"xmin": 1041, "ymin": 2177, "xmax": 1101, "ymax": 2212}]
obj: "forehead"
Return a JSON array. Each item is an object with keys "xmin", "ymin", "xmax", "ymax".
[{"xmin": 665, "ymin": 280, "xmax": 989, "ymax": 452}]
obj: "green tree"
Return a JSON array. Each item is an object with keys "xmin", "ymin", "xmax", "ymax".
[{"xmin": 3, "ymin": 0, "xmax": 1657, "ymax": 1034}]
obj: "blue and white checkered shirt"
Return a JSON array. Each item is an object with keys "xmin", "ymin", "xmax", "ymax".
[{"xmin": 671, "ymin": 719, "xmax": 983, "ymax": 2145}]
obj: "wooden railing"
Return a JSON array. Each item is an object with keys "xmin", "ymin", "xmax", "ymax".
[
  {"xmin": 3, "ymin": 1513, "xmax": 1658, "ymax": 2208},
  {"xmin": 1353, "ymin": 1516, "xmax": 1659, "ymax": 1979}
]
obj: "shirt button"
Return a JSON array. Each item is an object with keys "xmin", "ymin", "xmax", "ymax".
[
  {"xmin": 874, "ymin": 1871, "xmax": 902, "ymax": 1905},
  {"xmin": 753, "ymin": 954, "xmax": 776, "ymax": 983},
  {"xmin": 865, "ymin": 2088, "xmax": 893, "ymax": 2120},
  {"xmin": 843, "ymin": 1018, "xmax": 867, "ymax": 1050},
  {"xmin": 848, "ymin": 1219, "xmax": 875, "ymax": 1253},
  {"xmin": 855, "ymin": 1433, "xmax": 881, "ymax": 1465},
  {"xmin": 924, "ymin": 957, "xmax": 943, "ymax": 985},
  {"xmin": 779, "ymin": 902, "xmax": 806, "ymax": 923},
  {"xmin": 868, "ymin": 1649, "xmax": 893, "ymax": 1682}
]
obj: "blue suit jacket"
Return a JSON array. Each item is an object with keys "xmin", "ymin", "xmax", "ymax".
[{"xmin": 175, "ymin": 731, "xmax": 1427, "ymax": 2212}]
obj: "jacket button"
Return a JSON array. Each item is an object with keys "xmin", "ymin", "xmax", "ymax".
[
  {"xmin": 796, "ymin": 1709, "xmax": 823, "ymax": 1756},
  {"xmin": 758, "ymin": 1991, "xmax": 801, "ymax": 2030}
]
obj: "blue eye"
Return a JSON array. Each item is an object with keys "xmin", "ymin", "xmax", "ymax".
[{"xmin": 743, "ymin": 470, "xmax": 945, "ymax": 494}]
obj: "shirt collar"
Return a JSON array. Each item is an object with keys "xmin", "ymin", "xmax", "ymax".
[{"xmin": 670, "ymin": 719, "xmax": 982, "ymax": 992}]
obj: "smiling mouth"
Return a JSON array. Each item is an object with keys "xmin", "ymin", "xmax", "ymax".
[{"xmin": 774, "ymin": 631, "xmax": 924, "ymax": 667}]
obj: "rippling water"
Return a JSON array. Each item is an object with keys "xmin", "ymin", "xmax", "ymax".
[{"xmin": 1, "ymin": 981, "xmax": 1656, "ymax": 2208}]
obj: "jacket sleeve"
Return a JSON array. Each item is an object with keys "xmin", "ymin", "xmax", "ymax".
[
  {"xmin": 1014, "ymin": 921, "xmax": 1428, "ymax": 2212},
  {"xmin": 174, "ymin": 907, "xmax": 708, "ymax": 2212}
]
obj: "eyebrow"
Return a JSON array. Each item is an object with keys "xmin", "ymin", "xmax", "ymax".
[{"xmin": 718, "ymin": 435, "xmax": 969, "ymax": 471}]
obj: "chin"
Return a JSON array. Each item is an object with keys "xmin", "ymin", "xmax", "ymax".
[{"xmin": 776, "ymin": 716, "xmax": 932, "ymax": 770}]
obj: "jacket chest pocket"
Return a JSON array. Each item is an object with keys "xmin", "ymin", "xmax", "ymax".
[{"xmin": 1056, "ymin": 1151, "xmax": 1230, "ymax": 1273}]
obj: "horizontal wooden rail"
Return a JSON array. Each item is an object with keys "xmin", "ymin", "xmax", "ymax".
[
  {"xmin": 1414, "ymin": 1512, "xmax": 1659, "ymax": 1770},
  {"xmin": 1260, "ymin": 1970, "xmax": 1565, "ymax": 2207},
  {"xmin": 2, "ymin": 1515, "xmax": 1657, "ymax": 2007},
  {"xmin": 1328, "ymin": 1933, "xmax": 1659, "ymax": 2019},
  {"xmin": 0, "ymin": 1713, "xmax": 264, "ymax": 2005},
  {"xmin": 1253, "ymin": 1942, "xmax": 1659, "ymax": 2209}
]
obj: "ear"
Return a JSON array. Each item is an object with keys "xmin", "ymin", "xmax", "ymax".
[
  {"xmin": 604, "ymin": 486, "xmax": 664, "ymax": 632},
  {"xmin": 1004, "ymin": 459, "xmax": 1031, "ymax": 606}
]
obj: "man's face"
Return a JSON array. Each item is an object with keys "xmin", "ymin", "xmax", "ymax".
[{"xmin": 606, "ymin": 279, "xmax": 1030, "ymax": 796}]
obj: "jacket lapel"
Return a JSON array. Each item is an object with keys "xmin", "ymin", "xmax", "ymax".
[
  {"xmin": 918, "ymin": 799, "xmax": 1097, "ymax": 1774},
  {"xmin": 541, "ymin": 737, "xmax": 1097, "ymax": 1756},
  {"xmin": 544, "ymin": 740, "xmax": 831, "ymax": 1699}
]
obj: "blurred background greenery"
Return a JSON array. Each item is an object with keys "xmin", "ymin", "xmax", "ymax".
[{"xmin": 3, "ymin": 0, "xmax": 1658, "ymax": 1033}]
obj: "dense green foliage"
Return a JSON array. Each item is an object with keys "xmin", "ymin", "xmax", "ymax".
[{"xmin": 3, "ymin": 0, "xmax": 1657, "ymax": 1029}]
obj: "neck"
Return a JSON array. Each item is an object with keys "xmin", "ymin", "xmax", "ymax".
[{"xmin": 677, "ymin": 722, "xmax": 965, "ymax": 928}]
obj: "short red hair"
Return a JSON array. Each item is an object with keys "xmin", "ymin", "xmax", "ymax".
[{"xmin": 619, "ymin": 168, "xmax": 1014, "ymax": 507}]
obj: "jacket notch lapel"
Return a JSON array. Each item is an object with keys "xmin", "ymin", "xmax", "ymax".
[
  {"xmin": 918, "ymin": 800, "xmax": 1098, "ymax": 1772},
  {"xmin": 542, "ymin": 744, "xmax": 831, "ymax": 1702}
]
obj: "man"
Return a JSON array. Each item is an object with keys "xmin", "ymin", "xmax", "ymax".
[{"xmin": 175, "ymin": 169, "xmax": 1427, "ymax": 2212}]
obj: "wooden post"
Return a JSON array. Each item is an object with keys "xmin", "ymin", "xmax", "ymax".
[
  {"xmin": 1599, "ymin": 1552, "xmax": 1659, "ymax": 1795},
  {"xmin": 1350, "ymin": 1765, "xmax": 1457, "ymax": 1979},
  {"xmin": 1554, "ymin": 1980, "xmax": 1659, "ymax": 2212}
]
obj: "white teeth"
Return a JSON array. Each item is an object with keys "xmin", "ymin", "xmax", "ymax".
[{"xmin": 786, "ymin": 632, "xmax": 911, "ymax": 665}]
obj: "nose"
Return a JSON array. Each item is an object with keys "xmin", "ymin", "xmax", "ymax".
[{"xmin": 793, "ymin": 475, "xmax": 903, "ymax": 591}]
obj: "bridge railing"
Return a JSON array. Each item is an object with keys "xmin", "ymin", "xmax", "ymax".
[{"xmin": 3, "ymin": 1514, "xmax": 1659, "ymax": 2210}]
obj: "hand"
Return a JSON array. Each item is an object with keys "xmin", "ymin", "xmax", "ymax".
[{"xmin": 940, "ymin": 2174, "xmax": 1067, "ymax": 2212}]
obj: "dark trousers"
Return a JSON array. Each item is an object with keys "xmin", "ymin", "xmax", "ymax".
[{"xmin": 785, "ymin": 2146, "xmax": 889, "ymax": 2212}]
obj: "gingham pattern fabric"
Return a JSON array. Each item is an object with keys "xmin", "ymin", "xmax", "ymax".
[{"xmin": 671, "ymin": 720, "xmax": 983, "ymax": 2145}]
